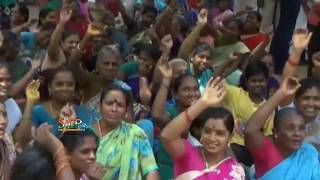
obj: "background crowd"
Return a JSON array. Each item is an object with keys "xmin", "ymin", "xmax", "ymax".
[{"xmin": 0, "ymin": 0, "xmax": 320, "ymax": 180}]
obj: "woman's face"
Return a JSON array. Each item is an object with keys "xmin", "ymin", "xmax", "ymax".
[
  {"xmin": 246, "ymin": 73, "xmax": 267, "ymax": 96},
  {"xmin": 295, "ymin": 87, "xmax": 320, "ymax": 121},
  {"xmin": 49, "ymin": 71, "xmax": 76, "ymax": 102},
  {"xmin": 61, "ymin": 34, "xmax": 80, "ymax": 55},
  {"xmin": 176, "ymin": 77, "xmax": 200, "ymax": 107},
  {"xmin": 11, "ymin": 6, "xmax": 24, "ymax": 24},
  {"xmin": 0, "ymin": 67, "xmax": 12, "ymax": 99},
  {"xmin": 100, "ymin": 90, "xmax": 127, "ymax": 127},
  {"xmin": 243, "ymin": 13, "xmax": 260, "ymax": 31},
  {"xmin": 200, "ymin": 118, "xmax": 231, "ymax": 155},
  {"xmin": 192, "ymin": 50, "xmax": 210, "ymax": 72},
  {"xmin": 275, "ymin": 114, "xmax": 305, "ymax": 151},
  {"xmin": 44, "ymin": 11, "xmax": 58, "ymax": 24},
  {"xmin": 261, "ymin": 55, "xmax": 274, "ymax": 74},
  {"xmin": 69, "ymin": 1, "xmax": 81, "ymax": 19},
  {"xmin": 69, "ymin": 136, "xmax": 97, "ymax": 174},
  {"xmin": 0, "ymin": 103, "xmax": 7, "ymax": 139},
  {"xmin": 171, "ymin": 16, "xmax": 182, "ymax": 36},
  {"xmin": 224, "ymin": 21, "xmax": 240, "ymax": 38},
  {"xmin": 96, "ymin": 55, "xmax": 120, "ymax": 81}
]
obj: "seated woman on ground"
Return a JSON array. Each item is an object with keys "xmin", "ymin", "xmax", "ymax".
[
  {"xmin": 244, "ymin": 77, "xmax": 320, "ymax": 179},
  {"xmin": 161, "ymin": 77, "xmax": 245, "ymax": 179}
]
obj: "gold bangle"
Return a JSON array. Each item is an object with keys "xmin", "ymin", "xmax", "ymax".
[{"xmin": 53, "ymin": 145, "xmax": 64, "ymax": 161}]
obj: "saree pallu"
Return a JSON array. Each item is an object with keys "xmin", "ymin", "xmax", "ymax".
[
  {"xmin": 96, "ymin": 122, "xmax": 158, "ymax": 180},
  {"xmin": 175, "ymin": 157, "xmax": 245, "ymax": 180},
  {"xmin": 259, "ymin": 144, "xmax": 320, "ymax": 180}
]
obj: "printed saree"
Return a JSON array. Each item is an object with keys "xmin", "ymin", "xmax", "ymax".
[
  {"xmin": 96, "ymin": 121, "xmax": 158, "ymax": 180},
  {"xmin": 176, "ymin": 157, "xmax": 245, "ymax": 180},
  {"xmin": 258, "ymin": 143, "xmax": 320, "ymax": 180}
]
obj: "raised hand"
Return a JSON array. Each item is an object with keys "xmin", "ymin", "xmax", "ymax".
[
  {"xmin": 201, "ymin": 77, "xmax": 226, "ymax": 107},
  {"xmin": 31, "ymin": 58, "xmax": 41, "ymax": 70},
  {"xmin": 26, "ymin": 80, "xmax": 40, "ymax": 102},
  {"xmin": 158, "ymin": 57, "xmax": 173, "ymax": 79},
  {"xmin": 292, "ymin": 29, "xmax": 312, "ymax": 51},
  {"xmin": 86, "ymin": 23, "xmax": 105, "ymax": 37},
  {"xmin": 60, "ymin": 103, "xmax": 76, "ymax": 118},
  {"xmin": 160, "ymin": 34, "xmax": 173, "ymax": 54},
  {"xmin": 197, "ymin": 9, "xmax": 208, "ymax": 25},
  {"xmin": 60, "ymin": 7, "xmax": 72, "ymax": 24},
  {"xmin": 31, "ymin": 123, "xmax": 63, "ymax": 153},
  {"xmin": 87, "ymin": 163, "xmax": 107, "ymax": 180},
  {"xmin": 279, "ymin": 76, "xmax": 301, "ymax": 96}
]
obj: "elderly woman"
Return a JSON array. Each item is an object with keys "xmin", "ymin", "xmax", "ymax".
[{"xmin": 244, "ymin": 77, "xmax": 320, "ymax": 179}]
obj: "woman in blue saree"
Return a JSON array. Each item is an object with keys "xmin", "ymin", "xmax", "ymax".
[{"xmin": 244, "ymin": 77, "xmax": 320, "ymax": 180}]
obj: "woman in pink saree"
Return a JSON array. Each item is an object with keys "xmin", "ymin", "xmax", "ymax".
[{"xmin": 160, "ymin": 76, "xmax": 245, "ymax": 180}]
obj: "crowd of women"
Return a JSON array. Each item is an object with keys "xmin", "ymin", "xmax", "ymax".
[{"xmin": 0, "ymin": 0, "xmax": 320, "ymax": 179}]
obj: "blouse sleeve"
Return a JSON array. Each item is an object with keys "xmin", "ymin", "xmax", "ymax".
[{"xmin": 251, "ymin": 137, "xmax": 283, "ymax": 178}]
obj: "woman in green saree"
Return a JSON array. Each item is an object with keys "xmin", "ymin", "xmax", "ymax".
[{"xmin": 92, "ymin": 83, "xmax": 159, "ymax": 180}]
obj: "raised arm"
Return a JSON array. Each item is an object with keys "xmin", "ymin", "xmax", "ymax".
[
  {"xmin": 155, "ymin": 0, "xmax": 178, "ymax": 38},
  {"xmin": 68, "ymin": 24, "xmax": 103, "ymax": 87},
  {"xmin": 213, "ymin": 52, "xmax": 245, "ymax": 79},
  {"xmin": 178, "ymin": 9, "xmax": 208, "ymax": 60},
  {"xmin": 11, "ymin": 19, "xmax": 37, "ymax": 34},
  {"xmin": 283, "ymin": 29, "xmax": 312, "ymax": 78},
  {"xmin": 9, "ymin": 59, "xmax": 41, "ymax": 97},
  {"xmin": 151, "ymin": 57, "xmax": 173, "ymax": 128},
  {"xmin": 140, "ymin": 35, "xmax": 173, "ymax": 106},
  {"xmin": 14, "ymin": 80, "xmax": 40, "ymax": 148},
  {"xmin": 32, "ymin": 123, "xmax": 76, "ymax": 180},
  {"xmin": 161, "ymin": 77, "xmax": 226, "ymax": 158},
  {"xmin": 47, "ymin": 7, "xmax": 72, "ymax": 62},
  {"xmin": 244, "ymin": 77, "xmax": 301, "ymax": 150}
]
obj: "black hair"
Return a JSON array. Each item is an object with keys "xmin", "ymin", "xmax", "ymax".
[
  {"xmin": 274, "ymin": 107, "xmax": 304, "ymax": 130},
  {"xmin": 0, "ymin": 61, "xmax": 9, "ymax": 70},
  {"xmin": 192, "ymin": 107, "xmax": 234, "ymax": 134},
  {"xmin": 15, "ymin": 3, "xmax": 29, "ymax": 23},
  {"xmin": 248, "ymin": 11, "xmax": 262, "ymax": 23},
  {"xmin": 295, "ymin": 77, "xmax": 320, "ymax": 99},
  {"xmin": 142, "ymin": 6, "xmax": 158, "ymax": 18},
  {"xmin": 0, "ymin": 30, "xmax": 20, "ymax": 52},
  {"xmin": 175, "ymin": 14, "xmax": 189, "ymax": 36},
  {"xmin": 172, "ymin": 73, "xmax": 198, "ymax": 93},
  {"xmin": 40, "ymin": 21, "xmax": 56, "ymax": 31},
  {"xmin": 62, "ymin": 29, "xmax": 79, "ymax": 42},
  {"xmin": 140, "ymin": 44, "xmax": 162, "ymax": 63},
  {"xmin": 100, "ymin": 83, "xmax": 133, "ymax": 109},
  {"xmin": 46, "ymin": 64, "xmax": 75, "ymax": 86},
  {"xmin": 193, "ymin": 43, "xmax": 211, "ymax": 56},
  {"xmin": 10, "ymin": 145, "xmax": 55, "ymax": 180},
  {"xmin": 60, "ymin": 128, "xmax": 99, "ymax": 153},
  {"xmin": 38, "ymin": 7, "xmax": 54, "ymax": 25},
  {"xmin": 244, "ymin": 61, "xmax": 269, "ymax": 80}
]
